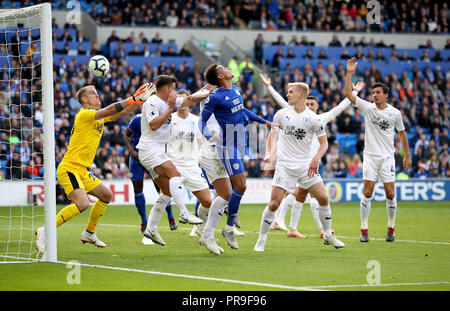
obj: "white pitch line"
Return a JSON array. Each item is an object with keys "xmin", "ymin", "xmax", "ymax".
[
  {"xmin": 55, "ymin": 260, "xmax": 326, "ymax": 292},
  {"xmin": 308, "ymin": 281, "xmax": 450, "ymax": 289},
  {"xmin": 3, "ymin": 255, "xmax": 449, "ymax": 290},
  {"xmin": 99, "ymin": 223, "xmax": 450, "ymax": 245}
]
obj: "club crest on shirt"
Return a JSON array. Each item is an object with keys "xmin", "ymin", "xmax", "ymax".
[
  {"xmin": 303, "ymin": 117, "xmax": 311, "ymax": 126},
  {"xmin": 233, "ymin": 163, "xmax": 240, "ymax": 170}
]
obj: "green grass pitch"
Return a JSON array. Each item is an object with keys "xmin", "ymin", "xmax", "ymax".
[{"xmin": 1, "ymin": 201, "xmax": 449, "ymax": 291}]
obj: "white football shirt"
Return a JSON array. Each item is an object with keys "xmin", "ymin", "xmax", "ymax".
[
  {"xmin": 355, "ymin": 96, "xmax": 405, "ymax": 156},
  {"xmin": 273, "ymin": 106, "xmax": 326, "ymax": 169},
  {"xmin": 166, "ymin": 112, "xmax": 201, "ymax": 166},
  {"xmin": 137, "ymin": 94, "xmax": 172, "ymax": 150}
]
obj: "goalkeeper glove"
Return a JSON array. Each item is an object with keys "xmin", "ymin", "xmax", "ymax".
[{"xmin": 128, "ymin": 83, "xmax": 156, "ymax": 105}]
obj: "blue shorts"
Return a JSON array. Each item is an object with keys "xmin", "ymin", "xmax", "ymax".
[
  {"xmin": 217, "ymin": 145, "xmax": 245, "ymax": 176},
  {"xmin": 129, "ymin": 156, "xmax": 150, "ymax": 181}
]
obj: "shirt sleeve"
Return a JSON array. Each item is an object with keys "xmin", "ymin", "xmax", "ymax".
[
  {"xmin": 202, "ymin": 93, "xmax": 217, "ymax": 114},
  {"xmin": 144, "ymin": 101, "xmax": 160, "ymax": 123},
  {"xmin": 395, "ymin": 110, "xmax": 405, "ymax": 132},
  {"xmin": 355, "ymin": 96, "xmax": 372, "ymax": 114},
  {"xmin": 77, "ymin": 109, "xmax": 96, "ymax": 123},
  {"xmin": 268, "ymin": 85, "xmax": 289, "ymax": 108},
  {"xmin": 320, "ymin": 91, "xmax": 357, "ymax": 124},
  {"xmin": 313, "ymin": 116, "xmax": 326, "ymax": 137},
  {"xmin": 128, "ymin": 116, "xmax": 137, "ymax": 132},
  {"xmin": 273, "ymin": 109, "xmax": 282, "ymax": 125},
  {"xmin": 243, "ymin": 108, "xmax": 267, "ymax": 124},
  {"xmin": 199, "ymin": 109, "xmax": 213, "ymax": 140}
]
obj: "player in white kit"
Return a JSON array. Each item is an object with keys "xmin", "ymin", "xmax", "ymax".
[
  {"xmin": 137, "ymin": 75, "xmax": 213, "ymax": 246},
  {"xmin": 345, "ymin": 57, "xmax": 412, "ymax": 242},
  {"xmin": 260, "ymin": 73, "xmax": 365, "ymax": 238},
  {"xmin": 166, "ymin": 89, "xmax": 213, "ymax": 235},
  {"xmin": 254, "ymin": 82, "xmax": 345, "ymax": 252}
]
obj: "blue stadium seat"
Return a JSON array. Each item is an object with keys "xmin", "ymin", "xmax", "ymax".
[
  {"xmin": 125, "ymin": 56, "xmax": 194, "ymax": 74},
  {"xmin": 52, "ymin": 28, "xmax": 77, "ymax": 39},
  {"xmin": 52, "ymin": 54, "xmax": 91, "ymax": 66},
  {"xmin": 108, "ymin": 42, "xmax": 178, "ymax": 58},
  {"xmin": 53, "ymin": 41, "xmax": 91, "ymax": 53}
]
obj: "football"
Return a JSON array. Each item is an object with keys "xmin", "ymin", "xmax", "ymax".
[{"xmin": 88, "ymin": 55, "xmax": 110, "ymax": 78}]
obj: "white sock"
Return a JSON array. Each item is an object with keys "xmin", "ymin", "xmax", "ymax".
[
  {"xmin": 309, "ymin": 197, "xmax": 322, "ymax": 230},
  {"xmin": 289, "ymin": 200, "xmax": 303, "ymax": 230},
  {"xmin": 203, "ymin": 196, "xmax": 227, "ymax": 239},
  {"xmin": 147, "ymin": 194, "xmax": 171, "ymax": 232},
  {"xmin": 386, "ymin": 198, "xmax": 397, "ymax": 228},
  {"xmin": 318, "ymin": 204, "xmax": 332, "ymax": 235},
  {"xmin": 277, "ymin": 193, "xmax": 294, "ymax": 224},
  {"xmin": 259, "ymin": 205, "xmax": 275, "ymax": 236},
  {"xmin": 197, "ymin": 204, "xmax": 209, "ymax": 223},
  {"xmin": 169, "ymin": 176, "xmax": 188, "ymax": 216},
  {"xmin": 360, "ymin": 195, "xmax": 372, "ymax": 230}
]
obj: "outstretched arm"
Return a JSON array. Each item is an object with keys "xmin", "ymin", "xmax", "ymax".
[
  {"xmin": 95, "ymin": 83, "xmax": 154, "ymax": 120},
  {"xmin": 320, "ymin": 81, "xmax": 365, "ymax": 124},
  {"xmin": 176, "ymin": 84, "xmax": 217, "ymax": 108},
  {"xmin": 260, "ymin": 73, "xmax": 289, "ymax": 108}
]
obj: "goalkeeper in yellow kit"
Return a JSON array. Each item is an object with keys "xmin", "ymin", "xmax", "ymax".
[{"xmin": 36, "ymin": 82, "xmax": 155, "ymax": 253}]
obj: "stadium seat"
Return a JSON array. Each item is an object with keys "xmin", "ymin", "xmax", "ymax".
[
  {"xmin": 125, "ymin": 56, "xmax": 194, "ymax": 74},
  {"xmin": 108, "ymin": 42, "xmax": 178, "ymax": 58}
]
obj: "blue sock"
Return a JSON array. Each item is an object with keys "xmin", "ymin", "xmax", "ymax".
[
  {"xmin": 134, "ymin": 192, "xmax": 147, "ymax": 225},
  {"xmin": 195, "ymin": 200, "xmax": 200, "ymax": 216},
  {"xmin": 226, "ymin": 189, "xmax": 244, "ymax": 227},
  {"xmin": 166, "ymin": 203, "xmax": 174, "ymax": 220}
]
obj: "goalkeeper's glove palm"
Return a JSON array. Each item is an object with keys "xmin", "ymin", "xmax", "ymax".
[{"xmin": 128, "ymin": 83, "xmax": 156, "ymax": 105}]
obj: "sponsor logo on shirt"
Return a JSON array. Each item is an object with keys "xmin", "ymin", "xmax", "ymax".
[
  {"xmin": 231, "ymin": 102, "xmax": 244, "ymax": 113},
  {"xmin": 284, "ymin": 126, "xmax": 306, "ymax": 140}
]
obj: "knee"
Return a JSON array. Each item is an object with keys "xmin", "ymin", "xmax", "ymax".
[
  {"xmin": 363, "ymin": 190, "xmax": 373, "ymax": 199},
  {"xmin": 100, "ymin": 188, "xmax": 113, "ymax": 203},
  {"xmin": 385, "ymin": 192, "xmax": 395, "ymax": 201},
  {"xmin": 234, "ymin": 183, "xmax": 246, "ymax": 194},
  {"xmin": 75, "ymin": 200, "xmax": 89, "ymax": 212},
  {"xmin": 268, "ymin": 199, "xmax": 281, "ymax": 212},
  {"xmin": 295, "ymin": 191, "xmax": 307, "ymax": 203},
  {"xmin": 316, "ymin": 194, "xmax": 328, "ymax": 206},
  {"xmin": 201, "ymin": 197, "xmax": 212, "ymax": 209}
]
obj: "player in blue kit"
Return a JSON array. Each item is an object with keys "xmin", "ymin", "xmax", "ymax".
[
  {"xmin": 198, "ymin": 63, "xmax": 275, "ymax": 251},
  {"xmin": 123, "ymin": 113, "xmax": 177, "ymax": 237}
]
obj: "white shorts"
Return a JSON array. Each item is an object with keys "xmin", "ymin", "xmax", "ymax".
[
  {"xmin": 198, "ymin": 144, "xmax": 228, "ymax": 184},
  {"xmin": 138, "ymin": 145, "xmax": 169, "ymax": 180},
  {"xmin": 363, "ymin": 153, "xmax": 396, "ymax": 183},
  {"xmin": 176, "ymin": 164, "xmax": 209, "ymax": 192},
  {"xmin": 272, "ymin": 163, "xmax": 323, "ymax": 193}
]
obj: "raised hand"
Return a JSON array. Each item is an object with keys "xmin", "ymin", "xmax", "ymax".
[
  {"xmin": 167, "ymin": 90, "xmax": 178, "ymax": 109},
  {"xmin": 353, "ymin": 81, "xmax": 365, "ymax": 93},
  {"xmin": 259, "ymin": 73, "xmax": 271, "ymax": 87},
  {"xmin": 130, "ymin": 82, "xmax": 155, "ymax": 105},
  {"xmin": 346, "ymin": 57, "xmax": 358, "ymax": 73}
]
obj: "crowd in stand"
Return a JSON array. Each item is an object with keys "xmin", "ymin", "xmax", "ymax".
[
  {"xmin": 0, "ymin": 19, "xmax": 448, "ymax": 185},
  {"xmin": 50, "ymin": 0, "xmax": 450, "ymax": 34}
]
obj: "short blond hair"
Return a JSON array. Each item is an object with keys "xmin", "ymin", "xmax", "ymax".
[
  {"xmin": 288, "ymin": 82, "xmax": 309, "ymax": 98},
  {"xmin": 77, "ymin": 85, "xmax": 93, "ymax": 104}
]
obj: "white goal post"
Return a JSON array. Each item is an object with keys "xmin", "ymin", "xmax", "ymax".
[{"xmin": 0, "ymin": 3, "xmax": 56, "ymax": 262}]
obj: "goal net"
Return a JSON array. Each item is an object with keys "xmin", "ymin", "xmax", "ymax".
[{"xmin": 0, "ymin": 3, "xmax": 56, "ymax": 263}]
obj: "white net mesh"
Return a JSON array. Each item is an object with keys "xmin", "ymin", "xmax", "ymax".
[{"xmin": 0, "ymin": 7, "xmax": 46, "ymax": 262}]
